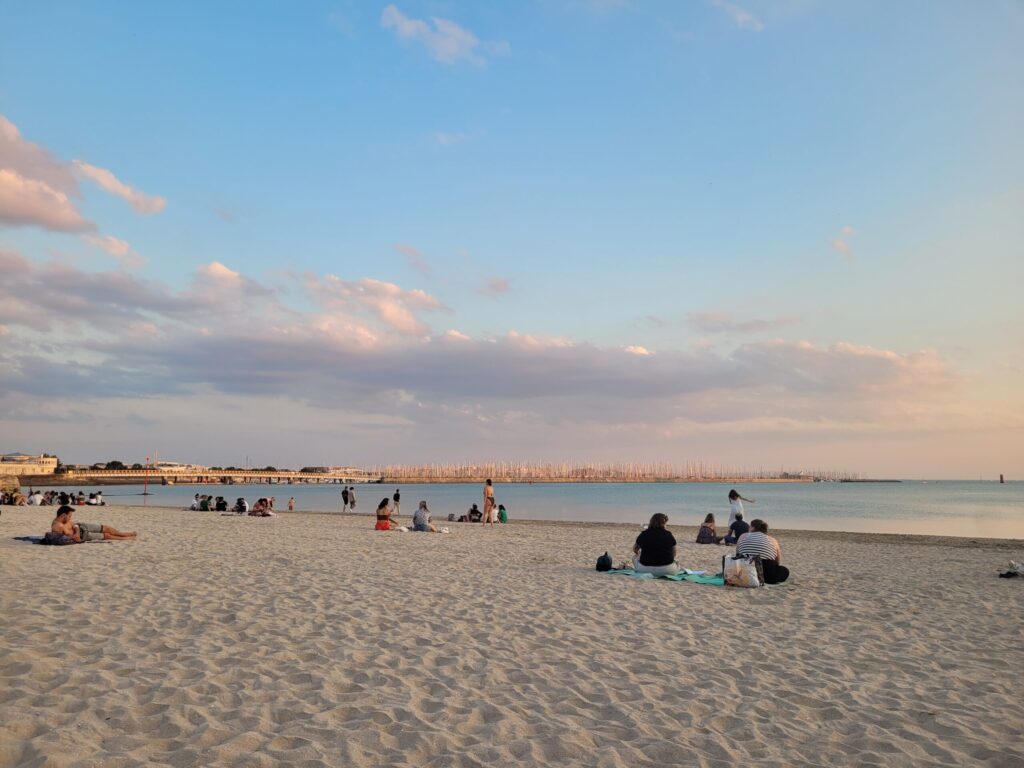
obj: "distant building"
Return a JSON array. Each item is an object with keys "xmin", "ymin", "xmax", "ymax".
[
  {"xmin": 153, "ymin": 461, "xmax": 210, "ymax": 473},
  {"xmin": 0, "ymin": 453, "xmax": 59, "ymax": 476}
]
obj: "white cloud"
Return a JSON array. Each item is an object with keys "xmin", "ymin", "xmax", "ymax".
[
  {"xmin": 81, "ymin": 234, "xmax": 144, "ymax": 268},
  {"xmin": 73, "ymin": 160, "xmax": 166, "ymax": 215},
  {"xmin": 0, "ymin": 168, "xmax": 93, "ymax": 232},
  {"xmin": 380, "ymin": 4, "xmax": 508, "ymax": 65},
  {"xmin": 710, "ymin": 0, "xmax": 764, "ymax": 31},
  {"xmin": 198, "ymin": 261, "xmax": 241, "ymax": 281},
  {"xmin": 308, "ymin": 275, "xmax": 446, "ymax": 336},
  {"xmin": 625, "ymin": 345, "xmax": 652, "ymax": 356},
  {"xmin": 0, "ymin": 116, "xmax": 78, "ymax": 193}
]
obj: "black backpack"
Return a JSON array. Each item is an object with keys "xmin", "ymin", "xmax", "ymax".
[{"xmin": 596, "ymin": 552, "xmax": 613, "ymax": 572}]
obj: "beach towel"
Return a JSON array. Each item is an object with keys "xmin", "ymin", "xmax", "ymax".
[
  {"xmin": 13, "ymin": 535, "xmax": 110, "ymax": 545},
  {"xmin": 606, "ymin": 568, "xmax": 726, "ymax": 586}
]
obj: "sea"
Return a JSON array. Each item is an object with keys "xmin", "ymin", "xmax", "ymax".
[{"xmin": 25, "ymin": 480, "xmax": 1024, "ymax": 539}]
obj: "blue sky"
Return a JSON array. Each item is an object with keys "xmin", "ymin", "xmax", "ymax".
[{"xmin": 1, "ymin": 1, "xmax": 1022, "ymax": 477}]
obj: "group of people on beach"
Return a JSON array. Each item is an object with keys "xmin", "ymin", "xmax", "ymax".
[
  {"xmin": 2, "ymin": 489, "xmax": 105, "ymax": 507},
  {"xmin": 632, "ymin": 489, "xmax": 790, "ymax": 583},
  {"xmin": 695, "ymin": 489, "xmax": 755, "ymax": 544},
  {"xmin": 189, "ymin": 494, "xmax": 283, "ymax": 516},
  {"xmin": 371, "ymin": 479, "xmax": 507, "ymax": 532}
]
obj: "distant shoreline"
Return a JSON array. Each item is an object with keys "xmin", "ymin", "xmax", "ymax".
[{"xmin": 12, "ymin": 475, "xmax": 899, "ymax": 487}]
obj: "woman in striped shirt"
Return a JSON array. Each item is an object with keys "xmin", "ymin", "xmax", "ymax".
[{"xmin": 736, "ymin": 519, "xmax": 790, "ymax": 584}]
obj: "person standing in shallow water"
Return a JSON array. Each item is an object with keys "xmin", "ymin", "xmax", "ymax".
[{"xmin": 483, "ymin": 479, "xmax": 496, "ymax": 526}]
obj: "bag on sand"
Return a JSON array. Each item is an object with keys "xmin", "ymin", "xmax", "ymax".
[
  {"xmin": 723, "ymin": 554, "xmax": 763, "ymax": 588},
  {"xmin": 596, "ymin": 552, "xmax": 613, "ymax": 572}
]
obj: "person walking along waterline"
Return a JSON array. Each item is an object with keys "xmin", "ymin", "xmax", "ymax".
[
  {"xmin": 348, "ymin": 486, "xmax": 357, "ymax": 512},
  {"xmin": 341, "ymin": 486, "xmax": 349, "ymax": 513},
  {"xmin": 483, "ymin": 479, "xmax": 496, "ymax": 526},
  {"xmin": 393, "ymin": 488, "xmax": 401, "ymax": 516}
]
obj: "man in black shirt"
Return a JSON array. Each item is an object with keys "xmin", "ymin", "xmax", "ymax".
[
  {"xmin": 393, "ymin": 488, "xmax": 401, "ymax": 516},
  {"xmin": 633, "ymin": 513, "xmax": 679, "ymax": 575},
  {"xmin": 724, "ymin": 512, "xmax": 750, "ymax": 544}
]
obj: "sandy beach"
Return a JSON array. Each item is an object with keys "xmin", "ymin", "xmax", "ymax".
[{"xmin": 1, "ymin": 504, "xmax": 1022, "ymax": 768}]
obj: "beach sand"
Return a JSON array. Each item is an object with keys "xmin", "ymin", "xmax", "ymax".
[{"xmin": 1, "ymin": 504, "xmax": 1022, "ymax": 767}]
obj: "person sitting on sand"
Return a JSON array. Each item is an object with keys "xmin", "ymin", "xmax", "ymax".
[
  {"xmin": 248, "ymin": 498, "xmax": 276, "ymax": 517},
  {"xmin": 736, "ymin": 519, "xmax": 789, "ymax": 584},
  {"xmin": 632, "ymin": 513, "xmax": 679, "ymax": 576},
  {"xmin": 375, "ymin": 497, "xmax": 397, "ymax": 530},
  {"xmin": 498, "ymin": 504, "xmax": 508, "ymax": 524},
  {"xmin": 695, "ymin": 513, "xmax": 724, "ymax": 544},
  {"xmin": 466, "ymin": 503, "xmax": 482, "ymax": 523},
  {"xmin": 51, "ymin": 505, "xmax": 137, "ymax": 541},
  {"xmin": 232, "ymin": 497, "xmax": 248, "ymax": 514},
  {"xmin": 724, "ymin": 512, "xmax": 749, "ymax": 544},
  {"xmin": 412, "ymin": 501, "xmax": 439, "ymax": 532}
]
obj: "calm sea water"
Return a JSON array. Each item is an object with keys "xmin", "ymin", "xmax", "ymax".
[{"xmin": 25, "ymin": 480, "xmax": 1024, "ymax": 539}]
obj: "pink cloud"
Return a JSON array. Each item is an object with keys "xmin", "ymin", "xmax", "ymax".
[
  {"xmin": 73, "ymin": 161, "xmax": 166, "ymax": 215},
  {"xmin": 307, "ymin": 275, "xmax": 446, "ymax": 336},
  {"xmin": 0, "ymin": 168, "xmax": 94, "ymax": 232}
]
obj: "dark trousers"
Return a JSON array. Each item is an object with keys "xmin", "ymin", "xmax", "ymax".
[{"xmin": 761, "ymin": 559, "xmax": 790, "ymax": 584}]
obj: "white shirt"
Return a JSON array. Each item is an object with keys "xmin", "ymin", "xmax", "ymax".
[{"xmin": 728, "ymin": 499, "xmax": 743, "ymax": 526}]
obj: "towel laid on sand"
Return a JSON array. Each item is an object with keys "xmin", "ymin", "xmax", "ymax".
[
  {"xmin": 13, "ymin": 535, "xmax": 111, "ymax": 545},
  {"xmin": 607, "ymin": 568, "xmax": 726, "ymax": 586}
]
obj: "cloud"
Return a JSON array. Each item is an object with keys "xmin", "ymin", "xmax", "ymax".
[
  {"xmin": 0, "ymin": 116, "xmax": 78, "ymax": 194},
  {"xmin": 832, "ymin": 224, "xmax": 856, "ymax": 259},
  {"xmin": 81, "ymin": 234, "xmax": 144, "ymax": 268},
  {"xmin": 480, "ymin": 276, "xmax": 511, "ymax": 296},
  {"xmin": 0, "ymin": 168, "xmax": 94, "ymax": 232},
  {"xmin": 434, "ymin": 132, "xmax": 468, "ymax": 147},
  {"xmin": 73, "ymin": 161, "xmax": 166, "ymax": 215},
  {"xmin": 395, "ymin": 243, "xmax": 430, "ymax": 275},
  {"xmin": 710, "ymin": 0, "xmax": 764, "ymax": 31},
  {"xmin": 688, "ymin": 312, "xmax": 799, "ymax": 334},
  {"xmin": 0, "ymin": 251, "xmax": 977, "ymax": 466},
  {"xmin": 380, "ymin": 5, "xmax": 508, "ymax": 65},
  {"xmin": 307, "ymin": 275, "xmax": 447, "ymax": 336}
]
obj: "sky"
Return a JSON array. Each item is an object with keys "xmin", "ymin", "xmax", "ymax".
[{"xmin": 1, "ymin": 0, "xmax": 1022, "ymax": 478}]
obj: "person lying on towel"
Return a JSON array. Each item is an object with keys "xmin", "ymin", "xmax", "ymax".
[{"xmin": 51, "ymin": 505, "xmax": 137, "ymax": 541}]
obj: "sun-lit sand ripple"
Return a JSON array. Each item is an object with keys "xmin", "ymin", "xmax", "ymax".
[{"xmin": 1, "ymin": 505, "xmax": 1022, "ymax": 767}]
